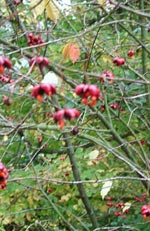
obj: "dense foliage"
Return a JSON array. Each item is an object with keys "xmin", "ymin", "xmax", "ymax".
[{"xmin": 0, "ymin": 0, "xmax": 150, "ymax": 230}]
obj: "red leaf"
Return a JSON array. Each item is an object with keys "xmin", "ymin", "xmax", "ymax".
[{"xmin": 69, "ymin": 43, "xmax": 80, "ymax": 64}]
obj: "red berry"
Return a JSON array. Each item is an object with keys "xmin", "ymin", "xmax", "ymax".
[
  {"xmin": 113, "ymin": 57, "xmax": 125, "ymax": 66},
  {"xmin": 27, "ymin": 33, "xmax": 45, "ymax": 46},
  {"xmin": 3, "ymin": 57, "xmax": 12, "ymax": 69},
  {"xmin": 117, "ymin": 211, "xmax": 122, "ymax": 216},
  {"xmin": 100, "ymin": 104, "xmax": 105, "ymax": 111},
  {"xmin": 135, "ymin": 196, "xmax": 143, "ymax": 202},
  {"xmin": 64, "ymin": 109, "xmax": 80, "ymax": 120},
  {"xmin": 117, "ymin": 58, "xmax": 125, "ymax": 66},
  {"xmin": 140, "ymin": 140, "xmax": 146, "ymax": 146},
  {"xmin": 106, "ymin": 202, "xmax": 113, "ymax": 207},
  {"xmin": 75, "ymin": 84, "xmax": 87, "ymax": 96},
  {"xmin": 127, "ymin": 50, "xmax": 135, "ymax": 57},
  {"xmin": 29, "ymin": 56, "xmax": 49, "ymax": 70},
  {"xmin": 114, "ymin": 211, "xmax": 122, "ymax": 217},
  {"xmin": 118, "ymin": 202, "xmax": 125, "ymax": 207},
  {"xmin": 37, "ymin": 56, "xmax": 44, "ymax": 64},
  {"xmin": 142, "ymin": 193, "xmax": 147, "ymax": 199},
  {"xmin": 31, "ymin": 83, "xmax": 56, "ymax": 102},
  {"xmin": 88, "ymin": 85, "xmax": 100, "ymax": 98},
  {"xmin": 124, "ymin": 209, "xmax": 129, "ymax": 215},
  {"xmin": 0, "ymin": 162, "xmax": 9, "ymax": 190},
  {"xmin": 53, "ymin": 110, "xmax": 65, "ymax": 122},
  {"xmin": 33, "ymin": 36, "xmax": 40, "ymax": 44},
  {"xmin": 115, "ymin": 203, "xmax": 120, "ymax": 208},
  {"xmin": 110, "ymin": 103, "xmax": 119, "ymax": 110},
  {"xmin": 65, "ymin": 172, "xmax": 70, "ymax": 177},
  {"xmin": 48, "ymin": 188, "xmax": 54, "ymax": 194},
  {"xmin": 2, "ymin": 95, "xmax": 13, "ymax": 106},
  {"xmin": 0, "ymin": 56, "xmax": 12, "ymax": 70},
  {"xmin": 71, "ymin": 126, "xmax": 79, "ymax": 135},
  {"xmin": 100, "ymin": 70, "xmax": 114, "ymax": 83},
  {"xmin": 141, "ymin": 205, "xmax": 150, "ymax": 219},
  {"xmin": 53, "ymin": 108, "xmax": 80, "ymax": 129},
  {"xmin": 28, "ymin": 32, "xmax": 33, "ymax": 38},
  {"xmin": 37, "ymin": 136, "xmax": 43, "ymax": 143},
  {"xmin": 106, "ymin": 196, "xmax": 112, "ymax": 201},
  {"xmin": 43, "ymin": 57, "xmax": 49, "ymax": 66},
  {"xmin": 13, "ymin": 0, "xmax": 23, "ymax": 5},
  {"xmin": 75, "ymin": 84, "xmax": 101, "ymax": 106},
  {"xmin": 0, "ymin": 75, "xmax": 12, "ymax": 83}
]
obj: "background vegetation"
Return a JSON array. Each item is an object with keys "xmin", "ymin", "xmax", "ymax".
[{"xmin": 0, "ymin": 0, "xmax": 150, "ymax": 230}]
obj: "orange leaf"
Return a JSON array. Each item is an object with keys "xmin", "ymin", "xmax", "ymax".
[
  {"xmin": 62, "ymin": 43, "xmax": 70, "ymax": 61},
  {"xmin": 69, "ymin": 43, "xmax": 80, "ymax": 64},
  {"xmin": 0, "ymin": 65, "xmax": 4, "ymax": 74}
]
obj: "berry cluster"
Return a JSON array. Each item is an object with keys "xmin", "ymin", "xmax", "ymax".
[
  {"xmin": 0, "ymin": 56, "xmax": 12, "ymax": 74},
  {"xmin": 106, "ymin": 196, "xmax": 129, "ymax": 218},
  {"xmin": 135, "ymin": 193, "xmax": 146, "ymax": 203},
  {"xmin": 141, "ymin": 205, "xmax": 150, "ymax": 221},
  {"xmin": 13, "ymin": 0, "xmax": 23, "ymax": 5},
  {"xmin": 75, "ymin": 84, "xmax": 100, "ymax": 106},
  {"xmin": 32, "ymin": 83, "xmax": 56, "ymax": 102},
  {"xmin": 29, "ymin": 56, "xmax": 49, "ymax": 71},
  {"xmin": 31, "ymin": 82, "xmax": 101, "ymax": 128},
  {"xmin": 0, "ymin": 75, "xmax": 13, "ymax": 83},
  {"xmin": 53, "ymin": 109, "xmax": 80, "ymax": 129},
  {"xmin": 100, "ymin": 103, "xmax": 123, "ymax": 112},
  {"xmin": 140, "ymin": 140, "xmax": 146, "ymax": 146},
  {"xmin": 100, "ymin": 70, "xmax": 114, "ymax": 83},
  {"xmin": 27, "ymin": 33, "xmax": 45, "ymax": 46},
  {"xmin": 113, "ymin": 57, "xmax": 125, "ymax": 66},
  {"xmin": 2, "ymin": 95, "xmax": 13, "ymax": 106},
  {"xmin": 0, "ymin": 162, "xmax": 9, "ymax": 190}
]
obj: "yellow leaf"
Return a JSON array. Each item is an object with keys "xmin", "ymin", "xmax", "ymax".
[
  {"xmin": 100, "ymin": 181, "xmax": 113, "ymax": 200},
  {"xmin": 98, "ymin": 0, "xmax": 106, "ymax": 7},
  {"xmin": 30, "ymin": 0, "xmax": 45, "ymax": 18},
  {"xmin": 3, "ymin": 135, "xmax": 8, "ymax": 142},
  {"xmin": 93, "ymin": 183, "xmax": 98, "ymax": 188},
  {"xmin": 1, "ymin": 0, "xmax": 6, "ymax": 6},
  {"xmin": 122, "ymin": 202, "xmax": 131, "ymax": 213},
  {"xmin": 30, "ymin": 0, "xmax": 59, "ymax": 22},
  {"xmin": 26, "ymin": 213, "xmax": 32, "ymax": 221},
  {"xmin": 62, "ymin": 43, "xmax": 70, "ymax": 61},
  {"xmin": 59, "ymin": 193, "xmax": 72, "ymax": 203},
  {"xmin": 44, "ymin": 0, "xmax": 59, "ymax": 23},
  {"xmin": 146, "ymin": 64, "xmax": 150, "ymax": 70},
  {"xmin": 88, "ymin": 150, "xmax": 99, "ymax": 160},
  {"xmin": 99, "ymin": 205, "xmax": 108, "ymax": 212},
  {"xmin": 102, "ymin": 55, "xmax": 112, "ymax": 64},
  {"xmin": 2, "ymin": 216, "xmax": 13, "ymax": 225}
]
